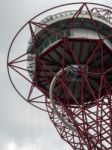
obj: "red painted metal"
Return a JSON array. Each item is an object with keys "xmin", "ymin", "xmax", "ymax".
[{"xmin": 7, "ymin": 2, "xmax": 112, "ymax": 150}]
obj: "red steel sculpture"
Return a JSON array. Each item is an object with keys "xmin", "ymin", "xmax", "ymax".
[{"xmin": 7, "ymin": 2, "xmax": 112, "ymax": 150}]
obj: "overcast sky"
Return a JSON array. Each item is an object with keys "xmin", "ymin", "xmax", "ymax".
[{"xmin": 0, "ymin": 0, "xmax": 112, "ymax": 150}]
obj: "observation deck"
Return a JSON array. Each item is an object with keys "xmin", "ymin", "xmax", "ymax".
[{"xmin": 27, "ymin": 8, "xmax": 112, "ymax": 105}]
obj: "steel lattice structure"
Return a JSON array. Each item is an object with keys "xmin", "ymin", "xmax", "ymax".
[{"xmin": 7, "ymin": 2, "xmax": 112, "ymax": 150}]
